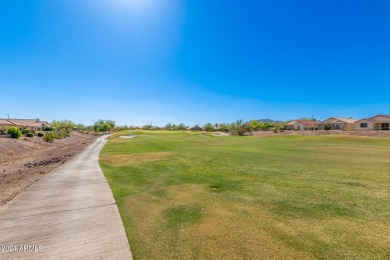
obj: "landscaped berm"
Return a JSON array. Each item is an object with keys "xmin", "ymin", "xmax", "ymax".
[{"xmin": 99, "ymin": 131, "xmax": 390, "ymax": 259}]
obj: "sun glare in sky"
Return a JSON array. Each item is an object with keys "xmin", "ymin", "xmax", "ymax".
[{"xmin": 104, "ymin": 0, "xmax": 158, "ymax": 15}]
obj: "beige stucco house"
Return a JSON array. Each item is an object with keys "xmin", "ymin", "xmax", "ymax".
[
  {"xmin": 0, "ymin": 118, "xmax": 50, "ymax": 133},
  {"xmin": 7, "ymin": 119, "xmax": 50, "ymax": 131},
  {"xmin": 0, "ymin": 118, "xmax": 23, "ymax": 134},
  {"xmin": 319, "ymin": 117, "xmax": 358, "ymax": 130},
  {"xmin": 284, "ymin": 120, "xmax": 319, "ymax": 130},
  {"xmin": 355, "ymin": 115, "xmax": 390, "ymax": 131}
]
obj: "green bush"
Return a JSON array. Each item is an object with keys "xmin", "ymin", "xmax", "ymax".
[
  {"xmin": 37, "ymin": 132, "xmax": 45, "ymax": 137},
  {"xmin": 43, "ymin": 132, "xmax": 55, "ymax": 143},
  {"xmin": 54, "ymin": 129, "xmax": 70, "ymax": 139},
  {"xmin": 6, "ymin": 127, "xmax": 22, "ymax": 139},
  {"xmin": 42, "ymin": 130, "xmax": 70, "ymax": 142},
  {"xmin": 229, "ymin": 120, "xmax": 252, "ymax": 136},
  {"xmin": 23, "ymin": 130, "xmax": 36, "ymax": 135},
  {"xmin": 26, "ymin": 132, "xmax": 34, "ymax": 137},
  {"xmin": 43, "ymin": 126, "xmax": 53, "ymax": 131}
]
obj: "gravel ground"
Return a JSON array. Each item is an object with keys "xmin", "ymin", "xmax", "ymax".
[{"xmin": 0, "ymin": 132, "xmax": 98, "ymax": 206}]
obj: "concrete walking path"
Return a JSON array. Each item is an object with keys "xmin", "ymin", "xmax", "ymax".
[{"xmin": 0, "ymin": 135, "xmax": 132, "ymax": 259}]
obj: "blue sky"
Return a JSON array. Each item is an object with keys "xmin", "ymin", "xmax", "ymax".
[{"xmin": 1, "ymin": 0, "xmax": 389, "ymax": 126}]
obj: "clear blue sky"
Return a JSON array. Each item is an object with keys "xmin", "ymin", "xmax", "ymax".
[{"xmin": 1, "ymin": 0, "xmax": 389, "ymax": 126}]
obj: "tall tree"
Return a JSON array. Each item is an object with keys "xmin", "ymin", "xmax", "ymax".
[{"xmin": 93, "ymin": 120, "xmax": 116, "ymax": 134}]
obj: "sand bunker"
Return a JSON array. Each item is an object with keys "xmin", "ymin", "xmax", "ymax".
[
  {"xmin": 119, "ymin": 135, "xmax": 136, "ymax": 139},
  {"xmin": 212, "ymin": 132, "xmax": 229, "ymax": 136}
]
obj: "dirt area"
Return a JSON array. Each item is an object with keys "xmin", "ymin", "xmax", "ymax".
[
  {"xmin": 0, "ymin": 132, "xmax": 98, "ymax": 206},
  {"xmin": 252, "ymin": 130, "xmax": 390, "ymax": 138}
]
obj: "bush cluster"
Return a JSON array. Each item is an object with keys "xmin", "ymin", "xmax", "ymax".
[
  {"xmin": 43, "ymin": 126, "xmax": 54, "ymax": 131},
  {"xmin": 55, "ymin": 129, "xmax": 70, "ymax": 139},
  {"xmin": 42, "ymin": 130, "xmax": 70, "ymax": 142},
  {"xmin": 43, "ymin": 132, "xmax": 55, "ymax": 143},
  {"xmin": 26, "ymin": 132, "xmax": 34, "ymax": 137},
  {"xmin": 37, "ymin": 132, "xmax": 45, "ymax": 137},
  {"xmin": 22, "ymin": 130, "xmax": 35, "ymax": 135},
  {"xmin": 93, "ymin": 120, "xmax": 116, "ymax": 134}
]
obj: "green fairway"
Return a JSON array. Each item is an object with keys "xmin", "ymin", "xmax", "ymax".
[{"xmin": 100, "ymin": 131, "xmax": 390, "ymax": 259}]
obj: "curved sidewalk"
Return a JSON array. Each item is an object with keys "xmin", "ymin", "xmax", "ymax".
[{"xmin": 0, "ymin": 135, "xmax": 132, "ymax": 259}]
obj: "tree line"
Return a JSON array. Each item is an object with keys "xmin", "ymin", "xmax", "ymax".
[{"xmin": 133, "ymin": 119, "xmax": 287, "ymax": 136}]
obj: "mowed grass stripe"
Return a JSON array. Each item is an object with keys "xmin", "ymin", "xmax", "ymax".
[{"xmin": 100, "ymin": 131, "xmax": 390, "ymax": 259}]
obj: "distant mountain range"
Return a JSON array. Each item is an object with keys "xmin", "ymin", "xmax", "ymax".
[{"xmin": 257, "ymin": 119, "xmax": 283, "ymax": 124}]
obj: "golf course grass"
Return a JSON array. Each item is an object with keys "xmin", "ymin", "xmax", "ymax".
[{"xmin": 100, "ymin": 131, "xmax": 390, "ymax": 259}]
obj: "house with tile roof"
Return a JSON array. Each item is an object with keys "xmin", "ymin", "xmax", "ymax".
[
  {"xmin": 7, "ymin": 119, "xmax": 50, "ymax": 131},
  {"xmin": 284, "ymin": 120, "xmax": 319, "ymax": 130},
  {"xmin": 0, "ymin": 118, "xmax": 23, "ymax": 134},
  {"xmin": 319, "ymin": 117, "xmax": 358, "ymax": 130},
  {"xmin": 0, "ymin": 118, "xmax": 51, "ymax": 133},
  {"xmin": 355, "ymin": 115, "xmax": 390, "ymax": 131},
  {"xmin": 188, "ymin": 125, "xmax": 203, "ymax": 131}
]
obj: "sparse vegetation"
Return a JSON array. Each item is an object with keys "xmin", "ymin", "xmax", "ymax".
[
  {"xmin": 229, "ymin": 119, "xmax": 252, "ymax": 136},
  {"xmin": 75, "ymin": 123, "xmax": 87, "ymax": 131},
  {"xmin": 175, "ymin": 123, "xmax": 187, "ymax": 130},
  {"xmin": 43, "ymin": 126, "xmax": 54, "ymax": 131},
  {"xmin": 164, "ymin": 123, "xmax": 187, "ymax": 131},
  {"xmin": 51, "ymin": 120, "xmax": 75, "ymax": 131},
  {"xmin": 142, "ymin": 124, "xmax": 153, "ymax": 130},
  {"xmin": 42, "ymin": 130, "xmax": 70, "ymax": 142},
  {"xmin": 43, "ymin": 132, "xmax": 55, "ymax": 143},
  {"xmin": 164, "ymin": 123, "xmax": 173, "ymax": 130},
  {"xmin": 203, "ymin": 123, "xmax": 214, "ymax": 132}
]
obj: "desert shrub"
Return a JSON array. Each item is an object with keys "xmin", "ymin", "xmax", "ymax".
[
  {"xmin": 142, "ymin": 124, "xmax": 152, "ymax": 130},
  {"xmin": 23, "ymin": 130, "xmax": 36, "ymax": 135},
  {"xmin": 203, "ymin": 123, "xmax": 214, "ymax": 132},
  {"xmin": 93, "ymin": 120, "xmax": 115, "ymax": 133},
  {"xmin": 37, "ymin": 132, "xmax": 45, "ymax": 137},
  {"xmin": 273, "ymin": 129, "xmax": 278, "ymax": 133},
  {"xmin": 229, "ymin": 120, "xmax": 252, "ymax": 136},
  {"xmin": 55, "ymin": 129, "xmax": 70, "ymax": 139},
  {"xmin": 217, "ymin": 123, "xmax": 230, "ymax": 132},
  {"xmin": 6, "ymin": 127, "xmax": 22, "ymax": 139},
  {"xmin": 51, "ymin": 120, "xmax": 75, "ymax": 131},
  {"xmin": 75, "ymin": 124, "xmax": 87, "ymax": 131},
  {"xmin": 176, "ymin": 123, "xmax": 187, "ymax": 130},
  {"xmin": 164, "ymin": 123, "xmax": 173, "ymax": 130},
  {"xmin": 43, "ymin": 126, "xmax": 54, "ymax": 131},
  {"xmin": 43, "ymin": 132, "xmax": 55, "ymax": 143},
  {"xmin": 42, "ymin": 129, "xmax": 70, "ymax": 141},
  {"xmin": 26, "ymin": 132, "xmax": 34, "ymax": 137}
]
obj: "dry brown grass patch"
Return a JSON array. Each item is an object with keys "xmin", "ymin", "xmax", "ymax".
[{"xmin": 124, "ymin": 184, "xmax": 314, "ymax": 259}]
